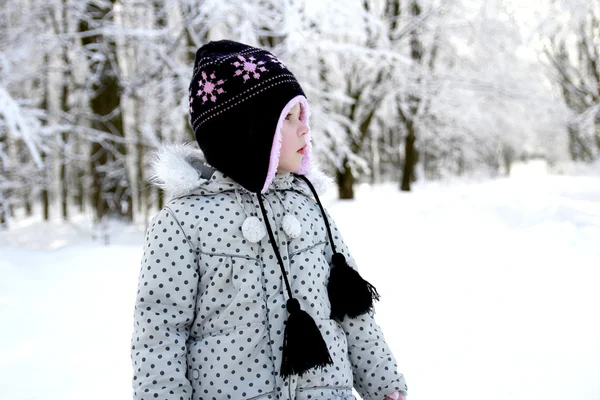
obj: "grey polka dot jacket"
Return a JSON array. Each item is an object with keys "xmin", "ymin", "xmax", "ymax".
[{"xmin": 131, "ymin": 145, "xmax": 408, "ymax": 400}]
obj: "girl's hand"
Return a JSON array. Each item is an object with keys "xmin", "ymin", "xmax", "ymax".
[{"xmin": 384, "ymin": 391, "xmax": 407, "ymax": 400}]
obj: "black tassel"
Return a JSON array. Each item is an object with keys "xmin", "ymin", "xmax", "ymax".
[
  {"xmin": 328, "ymin": 253, "xmax": 381, "ymax": 320},
  {"xmin": 280, "ymin": 298, "xmax": 333, "ymax": 377}
]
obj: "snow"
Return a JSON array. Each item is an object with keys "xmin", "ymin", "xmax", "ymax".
[
  {"xmin": 510, "ymin": 159, "xmax": 549, "ymax": 177},
  {"xmin": 2, "ymin": 169, "xmax": 600, "ymax": 400},
  {"xmin": 0, "ymin": 85, "xmax": 44, "ymax": 168}
]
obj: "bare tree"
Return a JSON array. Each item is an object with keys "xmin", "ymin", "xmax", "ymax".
[
  {"xmin": 79, "ymin": 0, "xmax": 131, "ymax": 222},
  {"xmin": 541, "ymin": 0, "xmax": 600, "ymax": 161}
]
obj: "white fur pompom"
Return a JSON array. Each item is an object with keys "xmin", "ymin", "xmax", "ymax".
[
  {"xmin": 282, "ymin": 214, "xmax": 302, "ymax": 238},
  {"xmin": 242, "ymin": 216, "xmax": 267, "ymax": 243}
]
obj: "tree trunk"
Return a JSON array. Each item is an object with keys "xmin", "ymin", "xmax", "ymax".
[
  {"xmin": 398, "ymin": 0, "xmax": 423, "ymax": 192},
  {"xmin": 370, "ymin": 133, "xmax": 379, "ymax": 184},
  {"xmin": 75, "ymin": 168, "xmax": 85, "ymax": 212},
  {"xmin": 0, "ymin": 188, "xmax": 9, "ymax": 228},
  {"xmin": 80, "ymin": 1, "xmax": 130, "ymax": 222},
  {"xmin": 60, "ymin": 6, "xmax": 69, "ymax": 220},
  {"xmin": 41, "ymin": 182, "xmax": 50, "ymax": 220},
  {"xmin": 158, "ymin": 188, "xmax": 164, "ymax": 210},
  {"xmin": 0, "ymin": 133, "xmax": 8, "ymax": 228},
  {"xmin": 337, "ymin": 158, "xmax": 355, "ymax": 199},
  {"xmin": 60, "ymin": 70, "xmax": 69, "ymax": 220},
  {"xmin": 41, "ymin": 52, "xmax": 50, "ymax": 221},
  {"xmin": 60, "ymin": 154, "xmax": 68, "ymax": 219},
  {"xmin": 401, "ymin": 132, "xmax": 416, "ymax": 191},
  {"xmin": 24, "ymin": 188, "xmax": 33, "ymax": 216},
  {"xmin": 136, "ymin": 98, "xmax": 145, "ymax": 220},
  {"xmin": 0, "ymin": 202, "xmax": 7, "ymax": 229},
  {"xmin": 73, "ymin": 136, "xmax": 87, "ymax": 213}
]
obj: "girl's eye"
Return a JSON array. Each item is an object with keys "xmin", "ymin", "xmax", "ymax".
[{"xmin": 285, "ymin": 113, "xmax": 292, "ymax": 120}]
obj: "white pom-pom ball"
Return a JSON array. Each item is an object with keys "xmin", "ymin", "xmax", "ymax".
[
  {"xmin": 282, "ymin": 214, "xmax": 302, "ymax": 239},
  {"xmin": 242, "ymin": 216, "xmax": 267, "ymax": 243}
]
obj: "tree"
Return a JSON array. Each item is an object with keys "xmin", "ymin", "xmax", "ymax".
[
  {"xmin": 79, "ymin": 0, "xmax": 131, "ymax": 222},
  {"xmin": 0, "ymin": 0, "xmax": 574, "ymax": 226},
  {"xmin": 539, "ymin": 0, "xmax": 600, "ymax": 161}
]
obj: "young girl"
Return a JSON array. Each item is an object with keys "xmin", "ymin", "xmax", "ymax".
[{"xmin": 131, "ymin": 40, "xmax": 408, "ymax": 400}]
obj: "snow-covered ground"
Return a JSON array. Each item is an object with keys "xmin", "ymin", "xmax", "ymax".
[{"xmin": 2, "ymin": 169, "xmax": 600, "ymax": 400}]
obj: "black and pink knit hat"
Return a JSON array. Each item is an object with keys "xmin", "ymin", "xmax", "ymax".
[{"xmin": 188, "ymin": 40, "xmax": 312, "ymax": 194}]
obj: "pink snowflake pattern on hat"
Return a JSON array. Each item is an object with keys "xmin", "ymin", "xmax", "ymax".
[
  {"xmin": 267, "ymin": 54, "xmax": 286, "ymax": 68},
  {"xmin": 232, "ymin": 55, "xmax": 268, "ymax": 82},
  {"xmin": 188, "ymin": 90, "xmax": 194, "ymax": 114},
  {"xmin": 196, "ymin": 71, "xmax": 226, "ymax": 103}
]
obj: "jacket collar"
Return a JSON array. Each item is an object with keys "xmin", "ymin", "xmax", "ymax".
[{"xmin": 149, "ymin": 143, "xmax": 332, "ymax": 201}]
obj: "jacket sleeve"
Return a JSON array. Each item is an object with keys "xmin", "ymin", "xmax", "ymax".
[
  {"xmin": 324, "ymin": 208, "xmax": 408, "ymax": 400},
  {"xmin": 131, "ymin": 206, "xmax": 200, "ymax": 400}
]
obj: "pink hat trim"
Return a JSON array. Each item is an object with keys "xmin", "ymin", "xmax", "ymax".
[{"xmin": 261, "ymin": 95, "xmax": 312, "ymax": 193}]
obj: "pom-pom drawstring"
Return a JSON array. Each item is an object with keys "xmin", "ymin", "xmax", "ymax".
[
  {"xmin": 295, "ymin": 174, "xmax": 381, "ymax": 320},
  {"xmin": 256, "ymin": 194, "xmax": 333, "ymax": 377}
]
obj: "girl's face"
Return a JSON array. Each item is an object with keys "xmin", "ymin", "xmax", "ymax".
[{"xmin": 277, "ymin": 102, "xmax": 309, "ymax": 173}]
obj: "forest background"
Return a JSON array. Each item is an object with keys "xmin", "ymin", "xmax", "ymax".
[{"xmin": 1, "ymin": 0, "xmax": 599, "ymax": 227}]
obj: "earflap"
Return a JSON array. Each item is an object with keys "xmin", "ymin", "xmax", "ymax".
[{"xmin": 261, "ymin": 95, "xmax": 312, "ymax": 193}]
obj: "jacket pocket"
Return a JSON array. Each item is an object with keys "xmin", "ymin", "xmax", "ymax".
[{"xmin": 187, "ymin": 322, "xmax": 276, "ymax": 399}]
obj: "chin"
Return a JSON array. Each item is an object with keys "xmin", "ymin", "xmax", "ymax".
[{"xmin": 278, "ymin": 158, "xmax": 302, "ymax": 173}]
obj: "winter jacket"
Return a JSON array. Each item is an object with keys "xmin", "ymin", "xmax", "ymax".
[{"xmin": 130, "ymin": 145, "xmax": 408, "ymax": 400}]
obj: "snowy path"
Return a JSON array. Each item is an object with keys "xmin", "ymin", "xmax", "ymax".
[{"xmin": 1, "ymin": 174, "xmax": 600, "ymax": 400}]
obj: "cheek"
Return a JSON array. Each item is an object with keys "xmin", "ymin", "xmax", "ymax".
[{"xmin": 280, "ymin": 126, "xmax": 294, "ymax": 153}]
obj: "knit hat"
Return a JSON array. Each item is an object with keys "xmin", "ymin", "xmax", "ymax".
[
  {"xmin": 188, "ymin": 40, "xmax": 311, "ymax": 194},
  {"xmin": 187, "ymin": 40, "xmax": 380, "ymax": 378}
]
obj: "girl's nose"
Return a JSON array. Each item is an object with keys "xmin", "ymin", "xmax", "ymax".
[{"xmin": 298, "ymin": 120, "xmax": 309, "ymax": 137}]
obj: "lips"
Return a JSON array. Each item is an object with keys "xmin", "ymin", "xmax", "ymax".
[{"xmin": 297, "ymin": 145, "xmax": 306, "ymax": 154}]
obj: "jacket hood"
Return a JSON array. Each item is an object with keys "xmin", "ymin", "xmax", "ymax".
[{"xmin": 149, "ymin": 143, "xmax": 333, "ymax": 201}]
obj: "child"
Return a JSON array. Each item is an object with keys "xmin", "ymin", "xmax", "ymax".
[{"xmin": 131, "ymin": 40, "xmax": 408, "ymax": 400}]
